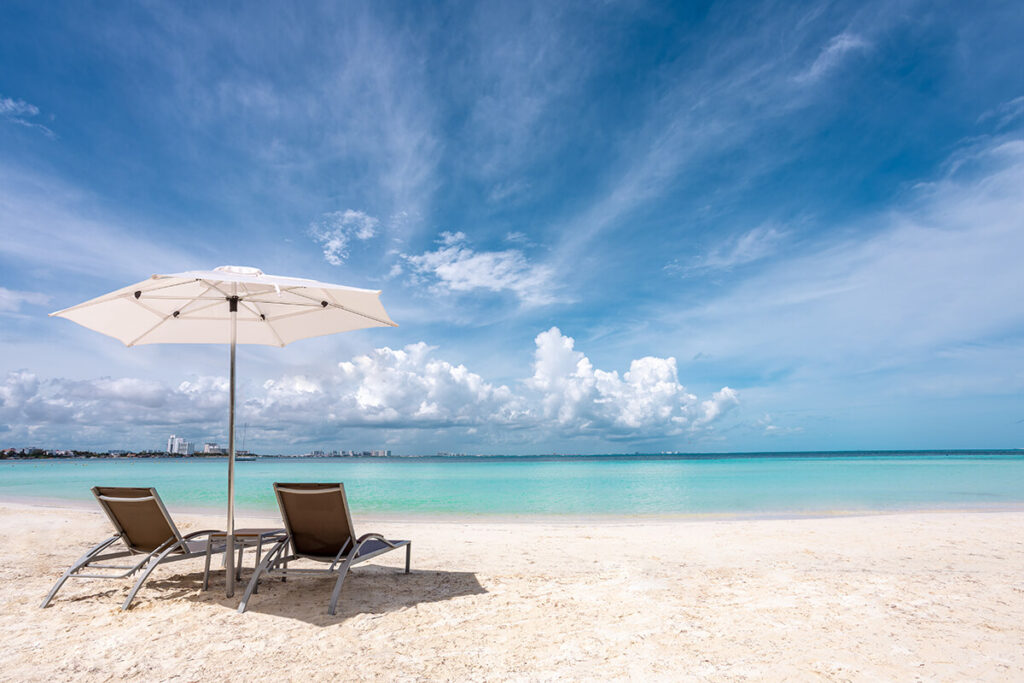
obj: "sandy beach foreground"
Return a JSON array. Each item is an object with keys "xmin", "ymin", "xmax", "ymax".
[{"xmin": 1, "ymin": 504, "xmax": 1022, "ymax": 681}]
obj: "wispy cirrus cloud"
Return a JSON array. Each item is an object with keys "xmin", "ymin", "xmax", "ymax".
[
  {"xmin": 0, "ymin": 288, "xmax": 51, "ymax": 314},
  {"xmin": 548, "ymin": 13, "xmax": 880, "ymax": 268},
  {"xmin": 0, "ymin": 164, "xmax": 195, "ymax": 279},
  {"xmin": 977, "ymin": 95, "xmax": 1024, "ymax": 130},
  {"xmin": 0, "ymin": 94, "xmax": 54, "ymax": 138},
  {"xmin": 657, "ymin": 134, "xmax": 1024, "ymax": 383},
  {"xmin": 665, "ymin": 224, "xmax": 788, "ymax": 277},
  {"xmin": 793, "ymin": 32, "xmax": 870, "ymax": 83}
]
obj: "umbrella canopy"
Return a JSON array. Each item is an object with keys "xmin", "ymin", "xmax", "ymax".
[
  {"xmin": 51, "ymin": 265, "xmax": 397, "ymax": 597},
  {"xmin": 51, "ymin": 265, "xmax": 396, "ymax": 346}
]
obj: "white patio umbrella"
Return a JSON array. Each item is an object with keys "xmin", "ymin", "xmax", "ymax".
[{"xmin": 51, "ymin": 265, "xmax": 396, "ymax": 597}]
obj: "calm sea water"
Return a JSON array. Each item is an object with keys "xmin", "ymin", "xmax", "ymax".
[{"xmin": 1, "ymin": 452, "xmax": 1022, "ymax": 517}]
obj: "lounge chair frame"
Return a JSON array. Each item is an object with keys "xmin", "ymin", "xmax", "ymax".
[
  {"xmin": 238, "ymin": 483, "xmax": 410, "ymax": 615},
  {"xmin": 41, "ymin": 487, "xmax": 224, "ymax": 610}
]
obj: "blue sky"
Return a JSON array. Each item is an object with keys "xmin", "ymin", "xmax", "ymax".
[{"xmin": 1, "ymin": 0, "xmax": 1023, "ymax": 454}]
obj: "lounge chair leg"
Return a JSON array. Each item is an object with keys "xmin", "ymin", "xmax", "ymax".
[
  {"xmin": 238, "ymin": 538, "xmax": 288, "ymax": 614},
  {"xmin": 41, "ymin": 536, "xmax": 120, "ymax": 608},
  {"xmin": 253, "ymin": 543, "xmax": 263, "ymax": 593},
  {"xmin": 41, "ymin": 569, "xmax": 75, "ymax": 609},
  {"xmin": 235, "ymin": 545, "xmax": 244, "ymax": 582},
  {"xmin": 121, "ymin": 542, "xmax": 180, "ymax": 611},
  {"xmin": 328, "ymin": 553, "xmax": 360, "ymax": 616},
  {"xmin": 203, "ymin": 539, "xmax": 214, "ymax": 591},
  {"xmin": 405, "ymin": 543, "xmax": 411, "ymax": 574}
]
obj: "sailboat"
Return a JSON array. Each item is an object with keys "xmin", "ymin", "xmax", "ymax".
[{"xmin": 236, "ymin": 423, "xmax": 257, "ymax": 461}]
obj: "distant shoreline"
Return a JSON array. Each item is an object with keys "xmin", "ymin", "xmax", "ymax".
[{"xmin": 2, "ymin": 448, "xmax": 1022, "ymax": 462}]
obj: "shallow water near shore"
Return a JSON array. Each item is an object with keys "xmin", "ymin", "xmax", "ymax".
[{"xmin": 2, "ymin": 451, "xmax": 1023, "ymax": 517}]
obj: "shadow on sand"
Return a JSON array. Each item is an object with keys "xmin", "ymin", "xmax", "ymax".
[{"xmin": 140, "ymin": 564, "xmax": 487, "ymax": 625}]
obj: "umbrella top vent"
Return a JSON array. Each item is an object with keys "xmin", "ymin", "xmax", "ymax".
[{"xmin": 214, "ymin": 265, "xmax": 264, "ymax": 276}]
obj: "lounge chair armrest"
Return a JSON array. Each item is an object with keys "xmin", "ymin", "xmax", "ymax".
[
  {"xmin": 180, "ymin": 529, "xmax": 224, "ymax": 541},
  {"xmin": 355, "ymin": 533, "xmax": 397, "ymax": 549}
]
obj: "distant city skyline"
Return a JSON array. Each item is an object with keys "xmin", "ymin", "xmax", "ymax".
[{"xmin": 1, "ymin": 1, "xmax": 1023, "ymax": 453}]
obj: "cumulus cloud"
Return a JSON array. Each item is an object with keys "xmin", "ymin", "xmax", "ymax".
[
  {"xmin": 0, "ymin": 94, "xmax": 54, "ymax": 137},
  {"xmin": 528, "ymin": 328, "xmax": 736, "ymax": 437},
  {"xmin": 0, "ymin": 329, "xmax": 737, "ymax": 448},
  {"xmin": 0, "ymin": 288, "xmax": 51, "ymax": 314},
  {"xmin": 310, "ymin": 209, "xmax": 380, "ymax": 265},
  {"xmin": 795, "ymin": 32, "xmax": 870, "ymax": 83},
  {"xmin": 403, "ymin": 231, "xmax": 560, "ymax": 306},
  {"xmin": 0, "ymin": 371, "xmax": 224, "ymax": 444},
  {"xmin": 259, "ymin": 342, "xmax": 524, "ymax": 428}
]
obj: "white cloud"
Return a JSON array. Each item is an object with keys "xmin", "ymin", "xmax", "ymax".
[
  {"xmin": 657, "ymin": 135, "xmax": 1024, "ymax": 380},
  {"xmin": 404, "ymin": 232, "xmax": 561, "ymax": 306},
  {"xmin": 310, "ymin": 209, "xmax": 379, "ymax": 265},
  {"xmin": 527, "ymin": 327, "xmax": 737, "ymax": 437},
  {"xmin": 794, "ymin": 32, "xmax": 870, "ymax": 83},
  {"xmin": 977, "ymin": 95, "xmax": 1024, "ymax": 130},
  {"xmin": 547, "ymin": 17, "xmax": 879, "ymax": 268},
  {"xmin": 0, "ymin": 97, "xmax": 39, "ymax": 117},
  {"xmin": 0, "ymin": 164, "xmax": 196, "ymax": 279},
  {"xmin": 756, "ymin": 413, "xmax": 802, "ymax": 436},
  {"xmin": 666, "ymin": 224, "xmax": 787, "ymax": 276},
  {"xmin": 0, "ymin": 94, "xmax": 54, "ymax": 138},
  {"xmin": 0, "ymin": 288, "xmax": 51, "ymax": 314},
  {"xmin": 0, "ymin": 329, "xmax": 738, "ymax": 448},
  {"xmin": 504, "ymin": 231, "xmax": 531, "ymax": 244},
  {"xmin": 257, "ymin": 342, "xmax": 525, "ymax": 429}
]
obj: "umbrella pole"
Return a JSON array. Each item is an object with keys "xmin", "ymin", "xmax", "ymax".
[{"xmin": 226, "ymin": 295, "xmax": 238, "ymax": 597}]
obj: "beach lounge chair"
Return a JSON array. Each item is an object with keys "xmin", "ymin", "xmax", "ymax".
[
  {"xmin": 238, "ymin": 482, "xmax": 411, "ymax": 615},
  {"xmin": 41, "ymin": 486, "xmax": 225, "ymax": 610}
]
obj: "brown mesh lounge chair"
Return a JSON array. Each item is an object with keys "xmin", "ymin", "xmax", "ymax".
[
  {"xmin": 238, "ymin": 482, "xmax": 411, "ymax": 615},
  {"xmin": 41, "ymin": 486, "xmax": 225, "ymax": 610}
]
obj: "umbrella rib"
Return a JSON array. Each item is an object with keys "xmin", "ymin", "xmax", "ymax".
[
  {"xmin": 126, "ymin": 303, "xmax": 175, "ymax": 346},
  {"xmin": 50, "ymin": 278, "xmax": 183, "ymax": 315},
  {"xmin": 241, "ymin": 299, "xmax": 322, "ymax": 307},
  {"xmin": 134, "ymin": 294, "xmax": 226, "ymax": 301},
  {"xmin": 288, "ymin": 290, "xmax": 397, "ymax": 327},
  {"xmin": 126, "ymin": 282, "xmax": 225, "ymax": 345},
  {"xmin": 53, "ymin": 278, "xmax": 216, "ymax": 316},
  {"xmin": 173, "ymin": 283, "xmax": 225, "ymax": 316},
  {"xmin": 175, "ymin": 299, "xmax": 225, "ymax": 318},
  {"xmin": 238, "ymin": 284, "xmax": 287, "ymax": 347},
  {"xmin": 129, "ymin": 295, "xmax": 169, "ymax": 319},
  {"xmin": 260, "ymin": 307, "xmax": 324, "ymax": 323}
]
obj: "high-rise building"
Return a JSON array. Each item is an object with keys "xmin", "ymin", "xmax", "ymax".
[{"xmin": 166, "ymin": 434, "xmax": 194, "ymax": 455}]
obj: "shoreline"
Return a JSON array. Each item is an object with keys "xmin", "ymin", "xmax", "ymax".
[
  {"xmin": 4, "ymin": 495, "xmax": 1024, "ymax": 526},
  {"xmin": 4, "ymin": 448, "xmax": 1023, "ymax": 461}
]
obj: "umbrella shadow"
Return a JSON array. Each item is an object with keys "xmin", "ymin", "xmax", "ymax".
[{"xmin": 145, "ymin": 565, "xmax": 488, "ymax": 625}]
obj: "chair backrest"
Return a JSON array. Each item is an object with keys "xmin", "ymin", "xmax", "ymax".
[
  {"xmin": 92, "ymin": 486, "xmax": 183, "ymax": 553},
  {"xmin": 274, "ymin": 483, "xmax": 356, "ymax": 559}
]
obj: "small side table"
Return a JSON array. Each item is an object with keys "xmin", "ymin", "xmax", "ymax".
[{"xmin": 204, "ymin": 528, "xmax": 286, "ymax": 590}]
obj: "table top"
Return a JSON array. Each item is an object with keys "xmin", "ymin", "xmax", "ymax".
[{"xmin": 211, "ymin": 527, "xmax": 285, "ymax": 538}]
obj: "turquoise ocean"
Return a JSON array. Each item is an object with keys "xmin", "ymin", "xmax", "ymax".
[{"xmin": 2, "ymin": 451, "xmax": 1023, "ymax": 517}]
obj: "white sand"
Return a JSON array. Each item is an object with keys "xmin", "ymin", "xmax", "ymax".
[{"xmin": 1, "ymin": 502, "xmax": 1022, "ymax": 681}]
